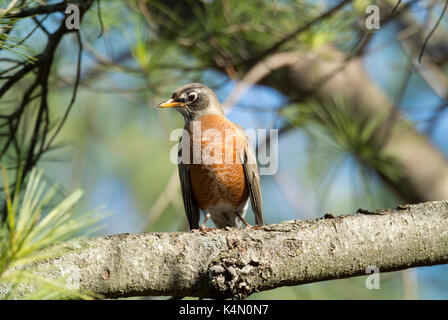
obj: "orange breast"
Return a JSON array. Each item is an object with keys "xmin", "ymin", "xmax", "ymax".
[{"xmin": 186, "ymin": 114, "xmax": 249, "ymax": 210}]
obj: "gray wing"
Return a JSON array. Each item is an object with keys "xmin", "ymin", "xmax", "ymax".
[
  {"xmin": 178, "ymin": 139, "xmax": 200, "ymax": 230},
  {"xmin": 236, "ymin": 125, "xmax": 263, "ymax": 225}
]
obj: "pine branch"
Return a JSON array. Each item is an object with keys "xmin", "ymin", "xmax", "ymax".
[{"xmin": 5, "ymin": 199, "xmax": 448, "ymax": 299}]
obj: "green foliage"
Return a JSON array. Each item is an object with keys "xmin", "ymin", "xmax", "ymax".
[
  {"xmin": 281, "ymin": 98, "xmax": 404, "ymax": 210},
  {"xmin": 0, "ymin": 167, "xmax": 103, "ymax": 299},
  {"xmin": 0, "ymin": 3, "xmax": 37, "ymax": 61},
  {"xmin": 123, "ymin": 0, "xmax": 358, "ymax": 76}
]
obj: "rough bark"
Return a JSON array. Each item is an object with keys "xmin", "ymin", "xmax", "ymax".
[{"xmin": 6, "ymin": 199, "xmax": 448, "ymax": 299}]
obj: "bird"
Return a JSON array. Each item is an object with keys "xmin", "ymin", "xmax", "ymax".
[{"xmin": 157, "ymin": 83, "xmax": 263, "ymax": 231}]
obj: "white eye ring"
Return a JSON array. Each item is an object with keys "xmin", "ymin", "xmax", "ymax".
[{"xmin": 187, "ymin": 92, "xmax": 198, "ymax": 102}]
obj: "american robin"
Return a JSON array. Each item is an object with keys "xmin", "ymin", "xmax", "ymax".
[{"xmin": 157, "ymin": 83, "xmax": 263, "ymax": 231}]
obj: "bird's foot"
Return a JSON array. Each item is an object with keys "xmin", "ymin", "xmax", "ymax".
[
  {"xmin": 190, "ymin": 227, "xmax": 216, "ymax": 233},
  {"xmin": 236, "ymin": 213, "xmax": 253, "ymax": 229},
  {"xmin": 198, "ymin": 212, "xmax": 212, "ymax": 232}
]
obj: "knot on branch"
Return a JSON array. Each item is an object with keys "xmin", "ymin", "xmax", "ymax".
[{"xmin": 206, "ymin": 233, "xmax": 272, "ymax": 299}]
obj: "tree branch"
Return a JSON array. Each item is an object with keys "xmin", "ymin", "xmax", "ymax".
[
  {"xmin": 3, "ymin": 2, "xmax": 68, "ymax": 19},
  {"xmin": 273, "ymin": 46, "xmax": 448, "ymax": 203},
  {"xmin": 0, "ymin": 0, "xmax": 93, "ymax": 221},
  {"xmin": 7, "ymin": 199, "xmax": 448, "ymax": 299}
]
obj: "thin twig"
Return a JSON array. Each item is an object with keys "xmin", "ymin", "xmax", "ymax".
[
  {"xmin": 45, "ymin": 31, "xmax": 83, "ymax": 151},
  {"xmin": 96, "ymin": 0, "xmax": 104, "ymax": 38},
  {"xmin": 418, "ymin": 0, "xmax": 448, "ymax": 63}
]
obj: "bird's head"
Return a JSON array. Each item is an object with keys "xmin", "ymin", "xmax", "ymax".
[{"xmin": 157, "ymin": 83, "xmax": 223, "ymax": 121}]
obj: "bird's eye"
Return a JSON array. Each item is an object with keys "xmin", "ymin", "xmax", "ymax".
[{"xmin": 187, "ymin": 92, "xmax": 198, "ymax": 102}]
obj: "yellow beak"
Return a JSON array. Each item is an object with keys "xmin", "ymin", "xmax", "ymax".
[{"xmin": 157, "ymin": 99, "xmax": 185, "ymax": 108}]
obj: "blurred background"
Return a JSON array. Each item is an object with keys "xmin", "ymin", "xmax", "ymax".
[{"xmin": 1, "ymin": 0, "xmax": 448, "ymax": 299}]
